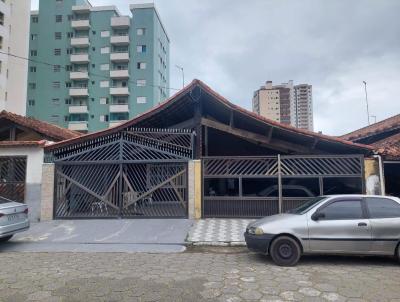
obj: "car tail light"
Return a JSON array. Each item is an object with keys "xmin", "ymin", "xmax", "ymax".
[{"xmin": 23, "ymin": 208, "xmax": 29, "ymax": 215}]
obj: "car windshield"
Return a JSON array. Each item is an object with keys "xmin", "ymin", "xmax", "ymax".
[{"xmin": 286, "ymin": 196, "xmax": 327, "ymax": 214}]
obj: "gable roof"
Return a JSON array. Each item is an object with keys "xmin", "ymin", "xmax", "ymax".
[
  {"xmin": 340, "ymin": 114, "xmax": 400, "ymax": 142},
  {"xmin": 45, "ymin": 79, "xmax": 373, "ymax": 153},
  {"xmin": 0, "ymin": 110, "xmax": 81, "ymax": 141}
]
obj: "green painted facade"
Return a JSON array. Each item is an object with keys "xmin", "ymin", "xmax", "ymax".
[{"xmin": 27, "ymin": 0, "xmax": 169, "ymax": 132}]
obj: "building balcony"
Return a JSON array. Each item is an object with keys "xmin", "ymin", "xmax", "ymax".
[
  {"xmin": 69, "ymin": 105, "xmax": 88, "ymax": 114},
  {"xmin": 111, "ymin": 16, "xmax": 130, "ymax": 28},
  {"xmin": 110, "ymin": 69, "xmax": 129, "ymax": 78},
  {"xmin": 109, "ymin": 121, "xmax": 127, "ymax": 128},
  {"xmin": 110, "ymin": 87, "xmax": 129, "ymax": 95},
  {"xmin": 110, "ymin": 52, "xmax": 129, "ymax": 62},
  {"xmin": 72, "ymin": 5, "xmax": 91, "ymax": 13},
  {"xmin": 69, "ymin": 88, "xmax": 89, "ymax": 96},
  {"xmin": 70, "ymin": 71, "xmax": 89, "ymax": 80},
  {"xmin": 110, "ymin": 35, "xmax": 130, "ymax": 45},
  {"xmin": 71, "ymin": 19, "xmax": 90, "ymax": 29},
  {"xmin": 70, "ymin": 54, "xmax": 89, "ymax": 63},
  {"xmin": 71, "ymin": 37, "xmax": 90, "ymax": 47},
  {"xmin": 110, "ymin": 104, "xmax": 129, "ymax": 113},
  {"xmin": 68, "ymin": 121, "xmax": 88, "ymax": 131}
]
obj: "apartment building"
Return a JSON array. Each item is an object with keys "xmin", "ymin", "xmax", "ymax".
[
  {"xmin": 0, "ymin": 0, "xmax": 30, "ymax": 115},
  {"xmin": 27, "ymin": 0, "xmax": 169, "ymax": 132},
  {"xmin": 253, "ymin": 80, "xmax": 314, "ymax": 131}
]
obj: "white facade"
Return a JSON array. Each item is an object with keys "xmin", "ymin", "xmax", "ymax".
[
  {"xmin": 294, "ymin": 84, "xmax": 314, "ymax": 131},
  {"xmin": 0, "ymin": 0, "xmax": 30, "ymax": 115}
]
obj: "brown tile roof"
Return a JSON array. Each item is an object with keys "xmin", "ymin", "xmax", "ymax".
[
  {"xmin": 371, "ymin": 132, "xmax": 400, "ymax": 159},
  {"xmin": 340, "ymin": 114, "xmax": 400, "ymax": 141},
  {"xmin": 0, "ymin": 110, "xmax": 81, "ymax": 141},
  {"xmin": 0, "ymin": 140, "xmax": 47, "ymax": 148},
  {"xmin": 45, "ymin": 79, "xmax": 374, "ymax": 152}
]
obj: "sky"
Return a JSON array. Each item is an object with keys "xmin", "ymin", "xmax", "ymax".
[{"xmin": 31, "ymin": 0, "xmax": 400, "ymax": 135}]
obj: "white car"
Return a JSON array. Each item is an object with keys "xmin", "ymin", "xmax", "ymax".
[{"xmin": 0, "ymin": 197, "xmax": 29, "ymax": 242}]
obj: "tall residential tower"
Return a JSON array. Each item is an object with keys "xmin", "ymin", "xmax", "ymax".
[
  {"xmin": 27, "ymin": 0, "xmax": 169, "ymax": 132},
  {"xmin": 253, "ymin": 80, "xmax": 314, "ymax": 131},
  {"xmin": 0, "ymin": 0, "xmax": 30, "ymax": 115}
]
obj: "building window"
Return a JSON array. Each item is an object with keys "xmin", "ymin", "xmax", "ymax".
[
  {"xmin": 100, "ymin": 97, "xmax": 108, "ymax": 105},
  {"xmin": 32, "ymin": 16, "xmax": 39, "ymax": 23},
  {"xmin": 137, "ymin": 45, "xmax": 147, "ymax": 53},
  {"xmin": 67, "ymin": 15, "xmax": 73, "ymax": 21},
  {"xmin": 137, "ymin": 96, "xmax": 147, "ymax": 104},
  {"xmin": 52, "ymin": 98, "xmax": 60, "ymax": 105},
  {"xmin": 100, "ymin": 64, "xmax": 109, "ymax": 71},
  {"xmin": 100, "ymin": 47, "xmax": 110, "ymax": 54},
  {"xmin": 53, "ymin": 65, "xmax": 61, "ymax": 72},
  {"xmin": 30, "ymin": 66, "xmax": 37, "ymax": 73},
  {"xmin": 30, "ymin": 34, "xmax": 38, "ymax": 41},
  {"xmin": 137, "ymin": 62, "xmax": 146, "ymax": 70},
  {"xmin": 29, "ymin": 83, "xmax": 36, "ymax": 89},
  {"xmin": 50, "ymin": 115, "xmax": 60, "ymax": 123},
  {"xmin": 65, "ymin": 65, "xmax": 72, "ymax": 71},
  {"xmin": 101, "ymin": 31, "xmax": 110, "ymax": 37},
  {"xmin": 54, "ymin": 48, "xmax": 61, "ymax": 56},
  {"xmin": 65, "ymin": 82, "xmax": 72, "ymax": 88},
  {"xmin": 92, "ymin": 31, "xmax": 96, "ymax": 35},
  {"xmin": 52, "ymin": 81, "xmax": 60, "ymax": 88},
  {"xmin": 137, "ymin": 79, "xmax": 146, "ymax": 87},
  {"xmin": 100, "ymin": 81, "xmax": 109, "ymax": 88},
  {"xmin": 28, "ymin": 99, "xmax": 35, "ymax": 106},
  {"xmin": 55, "ymin": 32, "xmax": 62, "ymax": 40},
  {"xmin": 65, "ymin": 98, "xmax": 72, "ymax": 105},
  {"xmin": 137, "ymin": 28, "xmax": 145, "ymax": 36},
  {"xmin": 30, "ymin": 50, "xmax": 38, "ymax": 56},
  {"xmin": 100, "ymin": 115, "xmax": 109, "ymax": 122},
  {"xmin": 0, "ymin": 12, "xmax": 4, "ymax": 26},
  {"xmin": 67, "ymin": 32, "xmax": 73, "ymax": 38},
  {"xmin": 55, "ymin": 15, "xmax": 62, "ymax": 23},
  {"xmin": 66, "ymin": 48, "xmax": 73, "ymax": 54}
]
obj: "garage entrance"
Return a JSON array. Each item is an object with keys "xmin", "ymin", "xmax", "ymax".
[
  {"xmin": 384, "ymin": 162, "xmax": 400, "ymax": 198},
  {"xmin": 50, "ymin": 129, "xmax": 193, "ymax": 219},
  {"xmin": 203, "ymin": 155, "xmax": 364, "ymax": 218},
  {"xmin": 0, "ymin": 156, "xmax": 26, "ymax": 202}
]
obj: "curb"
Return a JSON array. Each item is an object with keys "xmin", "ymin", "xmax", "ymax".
[{"xmin": 186, "ymin": 241, "xmax": 246, "ymax": 247}]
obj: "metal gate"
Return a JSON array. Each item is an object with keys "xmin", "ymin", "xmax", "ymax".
[
  {"xmin": 0, "ymin": 156, "xmax": 26, "ymax": 202},
  {"xmin": 50, "ymin": 129, "xmax": 193, "ymax": 219},
  {"xmin": 203, "ymin": 155, "xmax": 364, "ymax": 218}
]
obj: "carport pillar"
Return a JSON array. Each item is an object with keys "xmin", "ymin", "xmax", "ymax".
[
  {"xmin": 364, "ymin": 157, "xmax": 384, "ymax": 195},
  {"xmin": 188, "ymin": 160, "xmax": 202, "ymax": 219},
  {"xmin": 40, "ymin": 163, "xmax": 55, "ymax": 221}
]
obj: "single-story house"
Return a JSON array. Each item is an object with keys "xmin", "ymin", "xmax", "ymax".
[
  {"xmin": 341, "ymin": 114, "xmax": 400, "ymax": 197},
  {"xmin": 41, "ymin": 80, "xmax": 381, "ymax": 220},
  {"xmin": 0, "ymin": 110, "xmax": 80, "ymax": 220}
]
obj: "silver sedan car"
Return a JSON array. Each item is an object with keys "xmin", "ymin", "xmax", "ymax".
[
  {"xmin": 0, "ymin": 197, "xmax": 29, "ymax": 242},
  {"xmin": 245, "ymin": 195, "xmax": 400, "ymax": 266}
]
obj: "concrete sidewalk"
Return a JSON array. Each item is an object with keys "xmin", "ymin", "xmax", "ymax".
[
  {"xmin": 186, "ymin": 219, "xmax": 254, "ymax": 246},
  {"xmin": 1, "ymin": 219, "xmax": 193, "ymax": 253}
]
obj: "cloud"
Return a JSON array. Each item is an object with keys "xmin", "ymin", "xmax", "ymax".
[{"xmin": 31, "ymin": 0, "xmax": 400, "ymax": 135}]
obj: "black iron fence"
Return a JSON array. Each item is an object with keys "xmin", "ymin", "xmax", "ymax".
[
  {"xmin": 0, "ymin": 156, "xmax": 27, "ymax": 202},
  {"xmin": 202, "ymin": 155, "xmax": 364, "ymax": 218}
]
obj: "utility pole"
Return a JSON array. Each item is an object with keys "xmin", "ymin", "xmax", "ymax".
[
  {"xmin": 363, "ymin": 81, "xmax": 370, "ymax": 125},
  {"xmin": 176, "ymin": 65, "xmax": 185, "ymax": 89}
]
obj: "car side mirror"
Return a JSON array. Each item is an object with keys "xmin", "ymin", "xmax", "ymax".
[{"xmin": 311, "ymin": 212, "xmax": 325, "ymax": 221}]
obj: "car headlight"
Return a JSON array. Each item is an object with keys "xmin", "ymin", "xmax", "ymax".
[{"xmin": 248, "ymin": 227, "xmax": 264, "ymax": 235}]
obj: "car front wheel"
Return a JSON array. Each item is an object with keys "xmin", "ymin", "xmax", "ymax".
[
  {"xmin": 270, "ymin": 236, "xmax": 301, "ymax": 266},
  {"xmin": 0, "ymin": 235, "xmax": 13, "ymax": 242}
]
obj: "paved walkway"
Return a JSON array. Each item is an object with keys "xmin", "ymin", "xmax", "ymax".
[
  {"xmin": 0, "ymin": 250, "xmax": 399, "ymax": 301},
  {"xmin": 2, "ymin": 219, "xmax": 193, "ymax": 253},
  {"xmin": 187, "ymin": 219, "xmax": 254, "ymax": 246}
]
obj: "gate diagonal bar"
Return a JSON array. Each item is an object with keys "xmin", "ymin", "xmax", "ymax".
[
  {"xmin": 50, "ymin": 128, "xmax": 192, "ymax": 219},
  {"xmin": 202, "ymin": 155, "xmax": 364, "ymax": 218}
]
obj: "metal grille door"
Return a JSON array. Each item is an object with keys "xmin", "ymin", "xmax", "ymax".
[{"xmin": 0, "ymin": 156, "xmax": 26, "ymax": 202}]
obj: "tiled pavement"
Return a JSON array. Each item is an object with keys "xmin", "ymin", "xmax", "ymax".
[{"xmin": 187, "ymin": 219, "xmax": 255, "ymax": 246}]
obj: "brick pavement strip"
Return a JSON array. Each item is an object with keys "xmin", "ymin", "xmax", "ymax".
[{"xmin": 0, "ymin": 249, "xmax": 399, "ymax": 302}]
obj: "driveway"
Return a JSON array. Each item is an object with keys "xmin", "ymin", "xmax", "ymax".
[{"xmin": 0, "ymin": 219, "xmax": 193, "ymax": 253}]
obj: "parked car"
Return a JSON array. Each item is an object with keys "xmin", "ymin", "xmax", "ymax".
[
  {"xmin": 0, "ymin": 196, "xmax": 29, "ymax": 242},
  {"xmin": 245, "ymin": 195, "xmax": 400, "ymax": 266},
  {"xmin": 255, "ymin": 185, "xmax": 315, "ymax": 198}
]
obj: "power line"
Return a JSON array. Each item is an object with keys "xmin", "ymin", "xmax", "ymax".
[{"xmin": 0, "ymin": 50, "xmax": 181, "ymax": 92}]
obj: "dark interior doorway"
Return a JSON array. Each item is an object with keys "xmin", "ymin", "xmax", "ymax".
[{"xmin": 384, "ymin": 162, "xmax": 400, "ymax": 198}]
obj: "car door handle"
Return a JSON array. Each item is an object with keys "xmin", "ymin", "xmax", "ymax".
[{"xmin": 358, "ymin": 222, "xmax": 368, "ymax": 227}]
